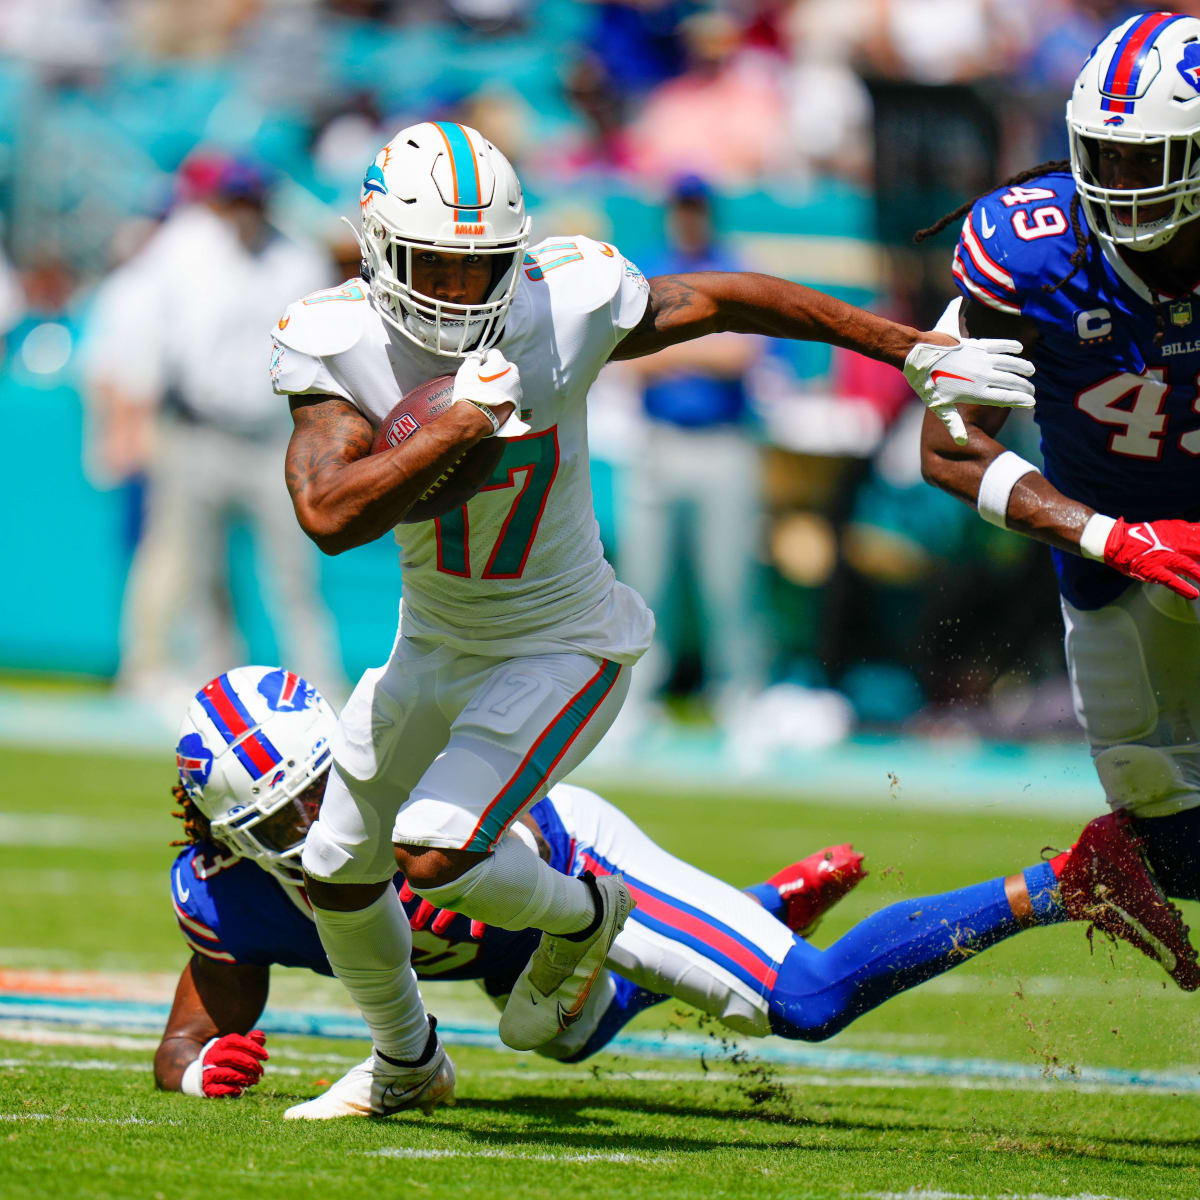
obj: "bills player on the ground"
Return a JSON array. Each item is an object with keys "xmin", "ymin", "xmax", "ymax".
[
  {"xmin": 156, "ymin": 666, "xmax": 873, "ymax": 1102},
  {"xmin": 162, "ymin": 667, "xmax": 1173, "ymax": 1107},
  {"xmin": 918, "ymin": 11, "xmax": 1200, "ymax": 981},
  {"xmin": 269, "ymin": 121, "xmax": 1036, "ymax": 1119}
]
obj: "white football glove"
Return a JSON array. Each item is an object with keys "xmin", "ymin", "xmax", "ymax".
[
  {"xmin": 453, "ymin": 349, "xmax": 530, "ymax": 438},
  {"xmin": 903, "ymin": 298, "xmax": 1035, "ymax": 446}
]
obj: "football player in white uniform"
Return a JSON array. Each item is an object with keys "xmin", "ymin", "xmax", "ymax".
[{"xmin": 270, "ymin": 121, "xmax": 1036, "ymax": 1118}]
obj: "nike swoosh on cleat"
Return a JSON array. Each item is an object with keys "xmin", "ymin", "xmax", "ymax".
[
  {"xmin": 1108, "ymin": 902, "xmax": 1177, "ymax": 972},
  {"xmin": 931, "ymin": 370, "xmax": 973, "ymax": 385},
  {"xmin": 478, "ymin": 368, "xmax": 511, "ymax": 382},
  {"xmin": 557, "ymin": 1003, "xmax": 584, "ymax": 1028}
]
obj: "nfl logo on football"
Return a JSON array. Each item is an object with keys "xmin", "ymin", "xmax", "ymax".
[{"xmin": 386, "ymin": 411, "xmax": 421, "ymax": 447}]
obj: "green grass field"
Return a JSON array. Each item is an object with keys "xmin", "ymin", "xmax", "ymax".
[{"xmin": 3, "ymin": 743, "xmax": 1200, "ymax": 1200}]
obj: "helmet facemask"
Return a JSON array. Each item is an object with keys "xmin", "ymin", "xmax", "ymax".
[
  {"xmin": 1069, "ymin": 125, "xmax": 1200, "ymax": 251},
  {"xmin": 205, "ymin": 740, "xmax": 330, "ymax": 886},
  {"xmin": 364, "ymin": 222, "xmax": 525, "ymax": 356}
]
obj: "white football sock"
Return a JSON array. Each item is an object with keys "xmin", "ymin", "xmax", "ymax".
[
  {"xmin": 413, "ymin": 833, "xmax": 596, "ymax": 935},
  {"xmin": 310, "ymin": 888, "xmax": 431, "ymax": 1062}
]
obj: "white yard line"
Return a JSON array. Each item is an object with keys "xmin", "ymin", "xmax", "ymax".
[
  {"xmin": 863, "ymin": 1192, "xmax": 1132, "ymax": 1200},
  {"xmin": 362, "ymin": 1147, "xmax": 655, "ymax": 1164},
  {"xmin": 0, "ymin": 1113, "xmax": 180, "ymax": 1126},
  {"xmin": 0, "ymin": 1051, "xmax": 1193, "ymax": 1098}
]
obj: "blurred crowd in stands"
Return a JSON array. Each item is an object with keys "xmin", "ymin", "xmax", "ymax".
[{"xmin": 0, "ymin": 0, "xmax": 1169, "ymax": 746}]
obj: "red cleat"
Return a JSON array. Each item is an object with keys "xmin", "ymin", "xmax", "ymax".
[
  {"xmin": 1057, "ymin": 810, "xmax": 1200, "ymax": 991},
  {"xmin": 768, "ymin": 844, "xmax": 867, "ymax": 937}
]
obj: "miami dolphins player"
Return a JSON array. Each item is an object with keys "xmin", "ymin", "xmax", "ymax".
[
  {"xmin": 156, "ymin": 665, "xmax": 869, "ymax": 1100},
  {"xmin": 270, "ymin": 120, "xmax": 1036, "ymax": 1118},
  {"xmin": 918, "ymin": 11, "xmax": 1200, "ymax": 987}
]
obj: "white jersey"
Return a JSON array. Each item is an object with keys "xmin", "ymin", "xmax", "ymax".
[{"xmin": 271, "ymin": 235, "xmax": 655, "ymax": 664}]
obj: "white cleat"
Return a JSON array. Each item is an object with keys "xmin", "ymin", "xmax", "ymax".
[
  {"xmin": 499, "ymin": 871, "xmax": 635, "ymax": 1052},
  {"xmin": 283, "ymin": 1020, "xmax": 455, "ymax": 1120}
]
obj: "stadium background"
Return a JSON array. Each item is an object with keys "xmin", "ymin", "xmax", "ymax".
[{"xmin": 2, "ymin": 0, "xmax": 1138, "ymax": 748}]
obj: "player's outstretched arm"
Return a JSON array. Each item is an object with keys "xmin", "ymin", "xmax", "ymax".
[
  {"xmin": 920, "ymin": 299, "xmax": 1200, "ymax": 598},
  {"xmin": 154, "ymin": 956, "xmax": 270, "ymax": 1096},
  {"xmin": 285, "ymin": 382, "xmax": 506, "ymax": 554},
  {"xmin": 609, "ymin": 274, "xmax": 1035, "ymax": 434}
]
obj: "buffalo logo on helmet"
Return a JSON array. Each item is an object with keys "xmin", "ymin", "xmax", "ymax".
[
  {"xmin": 1177, "ymin": 43, "xmax": 1200, "ymax": 93},
  {"xmin": 258, "ymin": 668, "xmax": 316, "ymax": 713},
  {"xmin": 176, "ymin": 732, "xmax": 214, "ymax": 795},
  {"xmin": 1103, "ymin": 115, "xmax": 1125, "ymax": 126}
]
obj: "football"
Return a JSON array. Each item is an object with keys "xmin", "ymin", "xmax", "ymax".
[{"xmin": 371, "ymin": 374, "xmax": 504, "ymax": 524}]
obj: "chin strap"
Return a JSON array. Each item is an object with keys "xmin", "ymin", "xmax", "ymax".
[{"xmin": 340, "ymin": 214, "xmax": 372, "ymax": 282}]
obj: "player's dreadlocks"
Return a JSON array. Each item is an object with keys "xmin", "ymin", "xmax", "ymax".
[
  {"xmin": 914, "ymin": 158, "xmax": 1170, "ymax": 345},
  {"xmin": 170, "ymin": 783, "xmax": 213, "ymax": 847}
]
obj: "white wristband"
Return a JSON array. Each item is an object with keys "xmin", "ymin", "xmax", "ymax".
[
  {"xmin": 1079, "ymin": 512, "xmax": 1117, "ymax": 561},
  {"xmin": 179, "ymin": 1037, "xmax": 219, "ymax": 1097},
  {"xmin": 977, "ymin": 450, "xmax": 1039, "ymax": 529}
]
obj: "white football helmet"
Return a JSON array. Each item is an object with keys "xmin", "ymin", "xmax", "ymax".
[
  {"xmin": 175, "ymin": 666, "xmax": 336, "ymax": 885},
  {"xmin": 1068, "ymin": 12, "xmax": 1200, "ymax": 251},
  {"xmin": 357, "ymin": 121, "xmax": 531, "ymax": 356}
]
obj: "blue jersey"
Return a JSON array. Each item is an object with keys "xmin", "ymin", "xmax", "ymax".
[
  {"xmin": 169, "ymin": 799, "xmax": 575, "ymax": 994},
  {"xmin": 953, "ymin": 171, "xmax": 1200, "ymax": 609}
]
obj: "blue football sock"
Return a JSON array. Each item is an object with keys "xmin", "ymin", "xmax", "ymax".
[
  {"xmin": 769, "ymin": 876, "xmax": 1026, "ymax": 1041},
  {"xmin": 1023, "ymin": 860, "xmax": 1068, "ymax": 924}
]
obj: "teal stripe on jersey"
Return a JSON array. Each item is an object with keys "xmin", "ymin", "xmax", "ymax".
[
  {"xmin": 468, "ymin": 660, "xmax": 622, "ymax": 851},
  {"xmin": 435, "ymin": 121, "xmax": 482, "ymax": 221}
]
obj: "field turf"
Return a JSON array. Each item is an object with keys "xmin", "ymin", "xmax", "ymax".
[{"xmin": 2, "ymin": 742, "xmax": 1200, "ymax": 1199}]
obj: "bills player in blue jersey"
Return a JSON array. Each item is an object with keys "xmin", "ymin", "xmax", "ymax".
[
  {"xmin": 157, "ymin": 665, "xmax": 1183, "ymax": 1105},
  {"xmin": 915, "ymin": 11, "xmax": 1200, "ymax": 989}
]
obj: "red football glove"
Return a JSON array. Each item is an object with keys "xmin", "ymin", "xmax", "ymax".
[
  {"xmin": 400, "ymin": 881, "xmax": 487, "ymax": 939},
  {"xmin": 1103, "ymin": 518, "xmax": 1200, "ymax": 600},
  {"xmin": 190, "ymin": 1031, "xmax": 268, "ymax": 1098}
]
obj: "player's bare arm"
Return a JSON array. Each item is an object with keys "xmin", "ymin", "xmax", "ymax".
[
  {"xmin": 611, "ymin": 271, "xmax": 944, "ymax": 366},
  {"xmin": 285, "ymin": 392, "xmax": 508, "ymax": 554},
  {"xmin": 611, "ymin": 274, "xmax": 1035, "ymax": 440},
  {"xmin": 154, "ymin": 956, "xmax": 269, "ymax": 1091},
  {"xmin": 919, "ymin": 298, "xmax": 1098, "ymax": 555}
]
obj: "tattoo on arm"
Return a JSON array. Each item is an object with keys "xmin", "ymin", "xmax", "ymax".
[
  {"xmin": 284, "ymin": 395, "xmax": 374, "ymax": 503},
  {"xmin": 609, "ymin": 274, "xmax": 717, "ymax": 360}
]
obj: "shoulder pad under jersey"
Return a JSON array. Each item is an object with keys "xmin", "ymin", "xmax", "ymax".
[
  {"xmin": 519, "ymin": 234, "xmax": 646, "ymax": 317},
  {"xmin": 272, "ymin": 279, "xmax": 374, "ymax": 358},
  {"xmin": 953, "ymin": 172, "xmax": 1080, "ymax": 317}
]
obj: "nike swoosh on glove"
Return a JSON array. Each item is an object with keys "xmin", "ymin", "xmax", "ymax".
[
  {"xmin": 1103, "ymin": 517, "xmax": 1200, "ymax": 600},
  {"xmin": 194, "ymin": 1030, "xmax": 269, "ymax": 1098},
  {"xmin": 903, "ymin": 298, "xmax": 1035, "ymax": 445},
  {"xmin": 453, "ymin": 349, "xmax": 530, "ymax": 437}
]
